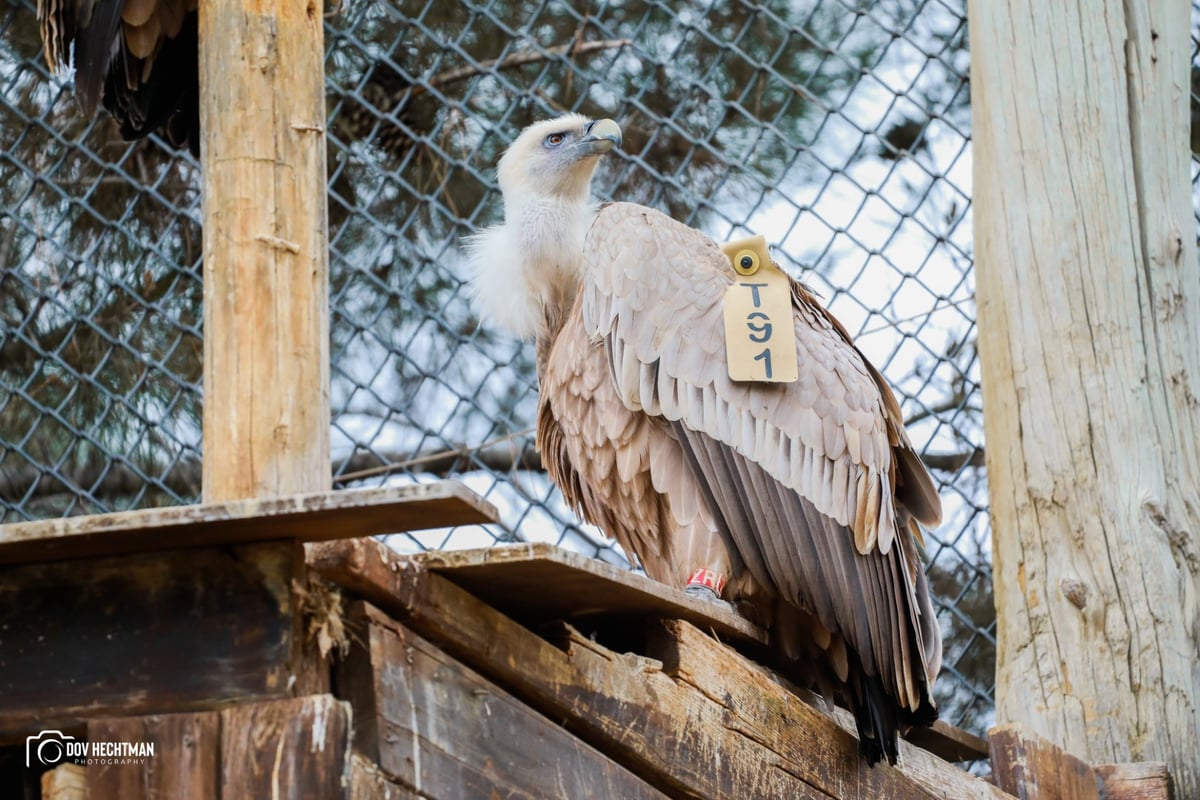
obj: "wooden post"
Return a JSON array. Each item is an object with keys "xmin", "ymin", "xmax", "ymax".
[
  {"xmin": 970, "ymin": 0, "xmax": 1200, "ymax": 795},
  {"xmin": 42, "ymin": 764, "xmax": 87, "ymax": 800},
  {"xmin": 199, "ymin": 0, "xmax": 330, "ymax": 501},
  {"xmin": 988, "ymin": 725, "xmax": 1102, "ymax": 800}
]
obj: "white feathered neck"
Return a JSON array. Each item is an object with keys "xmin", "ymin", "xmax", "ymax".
[{"xmin": 466, "ymin": 115, "xmax": 602, "ymax": 341}]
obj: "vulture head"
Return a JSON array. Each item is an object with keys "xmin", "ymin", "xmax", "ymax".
[
  {"xmin": 497, "ymin": 114, "xmax": 622, "ymax": 210},
  {"xmin": 466, "ymin": 114, "xmax": 622, "ymax": 340}
]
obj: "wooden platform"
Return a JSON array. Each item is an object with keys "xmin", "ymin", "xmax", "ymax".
[
  {"xmin": 317, "ymin": 540, "xmax": 768, "ymax": 646},
  {"xmin": 0, "ymin": 482, "xmax": 496, "ymax": 565},
  {"xmin": 4, "ymin": 519, "xmax": 1171, "ymax": 799},
  {"xmin": 309, "ymin": 539, "xmax": 1005, "ymax": 799}
]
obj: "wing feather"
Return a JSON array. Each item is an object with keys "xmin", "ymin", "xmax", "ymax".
[
  {"xmin": 71, "ymin": 0, "xmax": 122, "ymax": 113},
  {"xmin": 538, "ymin": 290, "xmax": 735, "ymax": 590},
  {"xmin": 581, "ymin": 202, "xmax": 941, "ymax": 712},
  {"xmin": 123, "ymin": 15, "xmax": 160, "ymax": 59}
]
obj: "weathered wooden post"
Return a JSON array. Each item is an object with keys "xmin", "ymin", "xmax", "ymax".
[
  {"xmin": 199, "ymin": 0, "xmax": 330, "ymax": 501},
  {"xmin": 970, "ymin": 0, "xmax": 1200, "ymax": 794}
]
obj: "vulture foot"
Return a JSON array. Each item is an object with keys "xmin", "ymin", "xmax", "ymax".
[{"xmin": 684, "ymin": 584, "xmax": 732, "ymax": 610}]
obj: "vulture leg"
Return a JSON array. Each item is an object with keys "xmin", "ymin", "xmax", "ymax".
[{"xmin": 684, "ymin": 584, "xmax": 720, "ymax": 601}]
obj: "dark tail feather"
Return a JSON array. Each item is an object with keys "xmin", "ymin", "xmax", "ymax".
[
  {"xmin": 848, "ymin": 663, "xmax": 902, "ymax": 765},
  {"xmin": 845, "ymin": 650, "xmax": 938, "ymax": 766}
]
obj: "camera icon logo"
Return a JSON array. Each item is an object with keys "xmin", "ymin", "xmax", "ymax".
[{"xmin": 26, "ymin": 730, "xmax": 76, "ymax": 768}]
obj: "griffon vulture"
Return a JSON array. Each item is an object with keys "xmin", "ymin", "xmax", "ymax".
[
  {"xmin": 38, "ymin": 0, "xmax": 200, "ymax": 154},
  {"xmin": 467, "ymin": 114, "xmax": 943, "ymax": 764}
]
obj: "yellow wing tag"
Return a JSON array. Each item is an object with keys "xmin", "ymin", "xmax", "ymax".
[{"xmin": 720, "ymin": 236, "xmax": 798, "ymax": 383}]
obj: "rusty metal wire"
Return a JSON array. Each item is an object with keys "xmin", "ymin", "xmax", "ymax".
[{"xmin": 15, "ymin": 0, "xmax": 1187, "ymax": 738}]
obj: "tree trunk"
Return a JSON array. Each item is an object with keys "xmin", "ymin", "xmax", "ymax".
[{"xmin": 970, "ymin": 0, "xmax": 1200, "ymax": 794}]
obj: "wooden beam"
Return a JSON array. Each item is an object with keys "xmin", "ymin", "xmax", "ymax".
[
  {"xmin": 970, "ymin": 0, "xmax": 1200, "ymax": 792},
  {"xmin": 903, "ymin": 720, "xmax": 989, "ymax": 764},
  {"xmin": 83, "ymin": 702, "xmax": 362, "ymax": 800},
  {"xmin": 87, "ymin": 712, "xmax": 219, "ymax": 800},
  {"xmin": 199, "ymin": 0, "xmax": 330, "ymax": 502},
  {"xmin": 340, "ymin": 603, "xmax": 668, "ymax": 799},
  {"xmin": 392, "ymin": 579, "xmax": 825, "ymax": 799},
  {"xmin": 310, "ymin": 539, "xmax": 767, "ymax": 647},
  {"xmin": 329, "ymin": 560, "xmax": 993, "ymax": 798},
  {"xmin": 0, "ymin": 543, "xmax": 321, "ymax": 741},
  {"xmin": 646, "ymin": 619, "xmax": 1006, "ymax": 800},
  {"xmin": 313, "ymin": 539, "xmax": 988, "ymax": 765},
  {"xmin": 1095, "ymin": 762, "xmax": 1173, "ymax": 800},
  {"xmin": 220, "ymin": 695, "xmax": 350, "ymax": 800},
  {"xmin": 0, "ymin": 482, "xmax": 496, "ymax": 565},
  {"xmin": 349, "ymin": 754, "xmax": 420, "ymax": 800},
  {"xmin": 988, "ymin": 725, "xmax": 1102, "ymax": 800}
]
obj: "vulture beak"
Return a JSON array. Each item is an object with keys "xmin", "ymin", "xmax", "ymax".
[{"xmin": 576, "ymin": 118, "xmax": 622, "ymax": 157}]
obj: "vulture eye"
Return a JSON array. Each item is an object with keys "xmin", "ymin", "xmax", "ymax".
[{"xmin": 544, "ymin": 133, "xmax": 567, "ymax": 147}]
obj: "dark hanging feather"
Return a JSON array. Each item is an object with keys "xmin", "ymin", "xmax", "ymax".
[{"xmin": 37, "ymin": 0, "xmax": 201, "ymax": 156}]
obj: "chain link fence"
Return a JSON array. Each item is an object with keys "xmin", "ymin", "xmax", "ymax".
[{"xmin": 8, "ymin": 0, "xmax": 1186, "ymax": 740}]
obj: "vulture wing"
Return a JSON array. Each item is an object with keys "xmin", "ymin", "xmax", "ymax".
[
  {"xmin": 581, "ymin": 202, "xmax": 943, "ymax": 761},
  {"xmin": 38, "ymin": 0, "xmax": 200, "ymax": 154},
  {"xmin": 537, "ymin": 292, "xmax": 737, "ymax": 592}
]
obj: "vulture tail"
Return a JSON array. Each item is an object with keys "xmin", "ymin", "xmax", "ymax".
[
  {"xmin": 847, "ymin": 651, "xmax": 902, "ymax": 765},
  {"xmin": 846, "ymin": 648, "xmax": 938, "ymax": 766}
]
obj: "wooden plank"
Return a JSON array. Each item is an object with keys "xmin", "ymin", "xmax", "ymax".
[
  {"xmin": 903, "ymin": 720, "xmax": 990, "ymax": 763},
  {"xmin": 811, "ymin": 699, "xmax": 1006, "ymax": 799},
  {"xmin": 87, "ymin": 712, "xmax": 219, "ymax": 800},
  {"xmin": 345, "ymin": 561, "xmax": 978, "ymax": 799},
  {"xmin": 394, "ymin": 575, "xmax": 826, "ymax": 798},
  {"xmin": 340, "ymin": 603, "xmax": 668, "ymax": 799},
  {"xmin": 220, "ymin": 695, "xmax": 350, "ymax": 800},
  {"xmin": 785, "ymin": 678, "xmax": 989, "ymax": 765},
  {"xmin": 647, "ymin": 619, "xmax": 1010, "ymax": 800},
  {"xmin": 199, "ymin": 0, "xmax": 330, "ymax": 502},
  {"xmin": 311, "ymin": 539, "xmax": 766, "ymax": 646},
  {"xmin": 0, "ymin": 483, "xmax": 496, "ymax": 566},
  {"xmin": 349, "ymin": 754, "xmax": 420, "ymax": 800},
  {"xmin": 1095, "ymin": 762, "xmax": 1173, "ymax": 800},
  {"xmin": 989, "ymin": 725, "xmax": 1101, "ymax": 800},
  {"xmin": 315, "ymin": 539, "xmax": 981, "ymax": 761},
  {"xmin": 42, "ymin": 764, "xmax": 87, "ymax": 800},
  {"xmin": 0, "ymin": 543, "xmax": 317, "ymax": 741}
]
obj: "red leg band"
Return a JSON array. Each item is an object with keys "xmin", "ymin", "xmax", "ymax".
[{"xmin": 686, "ymin": 568, "xmax": 727, "ymax": 597}]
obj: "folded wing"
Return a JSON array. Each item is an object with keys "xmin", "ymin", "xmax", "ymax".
[{"xmin": 580, "ymin": 202, "xmax": 942, "ymax": 721}]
